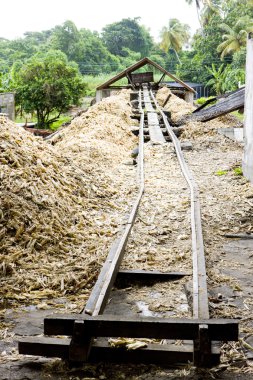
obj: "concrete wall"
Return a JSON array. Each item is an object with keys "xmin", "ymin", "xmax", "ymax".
[
  {"xmin": 0, "ymin": 92, "xmax": 15, "ymax": 120},
  {"xmin": 96, "ymin": 89, "xmax": 111, "ymax": 103},
  {"xmin": 243, "ymin": 34, "xmax": 253, "ymax": 182},
  {"xmin": 184, "ymin": 91, "xmax": 194, "ymax": 105}
]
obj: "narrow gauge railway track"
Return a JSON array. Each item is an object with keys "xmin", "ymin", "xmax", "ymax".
[{"xmin": 19, "ymin": 87, "xmax": 239, "ymax": 368}]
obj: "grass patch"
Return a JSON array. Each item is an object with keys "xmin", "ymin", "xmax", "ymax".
[
  {"xmin": 195, "ymin": 96, "xmax": 216, "ymax": 106},
  {"xmin": 15, "ymin": 115, "xmax": 36, "ymax": 123},
  {"xmin": 83, "ymin": 73, "xmax": 128, "ymax": 96},
  {"xmin": 231, "ymin": 111, "xmax": 244, "ymax": 122},
  {"xmin": 233, "ymin": 166, "xmax": 243, "ymax": 176},
  {"xmin": 50, "ymin": 115, "xmax": 71, "ymax": 131},
  {"xmin": 15, "ymin": 113, "xmax": 71, "ymax": 130},
  {"xmin": 215, "ymin": 170, "xmax": 228, "ymax": 176}
]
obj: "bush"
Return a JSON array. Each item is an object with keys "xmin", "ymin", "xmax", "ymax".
[{"xmin": 196, "ymin": 96, "xmax": 216, "ymax": 105}]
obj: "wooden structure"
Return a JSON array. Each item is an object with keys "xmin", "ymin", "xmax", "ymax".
[
  {"xmin": 96, "ymin": 57, "xmax": 195, "ymax": 104},
  {"xmin": 243, "ymin": 33, "xmax": 253, "ymax": 182},
  {"xmin": 181, "ymin": 87, "xmax": 245, "ymax": 124}
]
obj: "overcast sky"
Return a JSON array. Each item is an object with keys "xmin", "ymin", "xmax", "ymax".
[{"xmin": 0, "ymin": 0, "xmax": 200, "ymax": 41}]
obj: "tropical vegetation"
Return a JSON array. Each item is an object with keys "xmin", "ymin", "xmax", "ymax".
[
  {"xmin": 0, "ymin": 0, "xmax": 252, "ymax": 127},
  {"xmin": 10, "ymin": 50, "xmax": 86, "ymax": 127}
]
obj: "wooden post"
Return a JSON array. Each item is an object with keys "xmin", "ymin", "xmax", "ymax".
[
  {"xmin": 184, "ymin": 91, "xmax": 194, "ymax": 105},
  {"xmin": 243, "ymin": 33, "xmax": 253, "ymax": 182},
  {"xmin": 95, "ymin": 89, "xmax": 102, "ymax": 103}
]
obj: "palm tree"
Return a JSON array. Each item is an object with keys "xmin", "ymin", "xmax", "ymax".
[
  {"xmin": 159, "ymin": 19, "xmax": 190, "ymax": 64},
  {"xmin": 185, "ymin": 0, "xmax": 202, "ymax": 24},
  {"xmin": 185, "ymin": 0, "xmax": 213, "ymax": 7},
  {"xmin": 185, "ymin": 0, "xmax": 215, "ymax": 26},
  {"xmin": 200, "ymin": 2, "xmax": 220, "ymax": 26},
  {"xmin": 205, "ymin": 63, "xmax": 226, "ymax": 95},
  {"xmin": 217, "ymin": 17, "xmax": 253, "ymax": 59}
]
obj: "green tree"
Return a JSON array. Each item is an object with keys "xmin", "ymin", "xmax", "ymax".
[
  {"xmin": 217, "ymin": 17, "xmax": 253, "ymax": 59},
  {"xmin": 185, "ymin": 0, "xmax": 202, "ymax": 23},
  {"xmin": 185, "ymin": 0, "xmax": 221, "ymax": 27},
  {"xmin": 223, "ymin": 66, "xmax": 245, "ymax": 91},
  {"xmin": 77, "ymin": 29, "xmax": 120, "ymax": 74},
  {"xmin": 51, "ymin": 20, "xmax": 80, "ymax": 61},
  {"xmin": 159, "ymin": 19, "xmax": 190, "ymax": 64},
  {"xmin": 11, "ymin": 50, "xmax": 86, "ymax": 127},
  {"xmin": 176, "ymin": 12, "xmax": 225, "ymax": 84},
  {"xmin": 102, "ymin": 18, "xmax": 153, "ymax": 57},
  {"xmin": 118, "ymin": 48, "xmax": 141, "ymax": 69},
  {"xmin": 200, "ymin": 1, "xmax": 220, "ymax": 26}
]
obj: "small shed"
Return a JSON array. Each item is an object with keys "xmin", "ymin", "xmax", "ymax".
[
  {"xmin": 0, "ymin": 92, "xmax": 15, "ymax": 120},
  {"xmin": 96, "ymin": 57, "xmax": 195, "ymax": 104},
  {"xmin": 165, "ymin": 82, "xmax": 209, "ymax": 99}
]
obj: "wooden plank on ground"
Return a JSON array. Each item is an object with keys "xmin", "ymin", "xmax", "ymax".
[
  {"xmin": 18, "ymin": 336, "xmax": 220, "ymax": 365},
  {"xmin": 44, "ymin": 314, "xmax": 238, "ymax": 341},
  {"xmin": 145, "ymin": 102, "xmax": 154, "ymax": 112},
  {"xmin": 90, "ymin": 338, "xmax": 220, "ymax": 366},
  {"xmin": 19, "ymin": 336, "xmax": 70, "ymax": 359},
  {"xmin": 148, "ymin": 116, "xmax": 166, "ymax": 144},
  {"xmin": 116, "ymin": 269, "xmax": 190, "ymax": 283},
  {"xmin": 190, "ymin": 87, "xmax": 245, "ymax": 122}
]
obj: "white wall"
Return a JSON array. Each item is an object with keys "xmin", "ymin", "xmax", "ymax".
[{"xmin": 243, "ymin": 34, "xmax": 253, "ymax": 182}]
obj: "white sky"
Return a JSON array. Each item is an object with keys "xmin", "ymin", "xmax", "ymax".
[{"xmin": 0, "ymin": 0, "xmax": 200, "ymax": 41}]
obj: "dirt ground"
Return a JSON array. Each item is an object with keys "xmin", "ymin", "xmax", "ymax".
[{"xmin": 1, "ymin": 91, "xmax": 253, "ymax": 379}]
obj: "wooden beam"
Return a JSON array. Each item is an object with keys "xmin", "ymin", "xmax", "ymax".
[
  {"xmin": 90, "ymin": 338, "xmax": 220, "ymax": 366},
  {"xmin": 143, "ymin": 87, "xmax": 165, "ymax": 144},
  {"xmin": 192, "ymin": 97, "xmax": 217, "ymax": 113},
  {"xmin": 19, "ymin": 336, "xmax": 70, "ymax": 359},
  {"xmin": 84, "ymin": 225, "xmax": 132, "ymax": 316},
  {"xmin": 18, "ymin": 336, "xmax": 220, "ymax": 366},
  {"xmin": 44, "ymin": 314, "xmax": 239, "ymax": 341},
  {"xmin": 116, "ymin": 269, "xmax": 190, "ymax": 284},
  {"xmin": 156, "ymin": 72, "xmax": 166, "ymax": 85},
  {"xmin": 188, "ymin": 87, "xmax": 245, "ymax": 123},
  {"xmin": 126, "ymin": 73, "xmax": 135, "ymax": 90},
  {"xmin": 162, "ymin": 93, "xmax": 172, "ymax": 108},
  {"xmin": 83, "ymin": 101, "xmax": 145, "ymax": 318},
  {"xmin": 193, "ymin": 324, "xmax": 212, "ymax": 367}
]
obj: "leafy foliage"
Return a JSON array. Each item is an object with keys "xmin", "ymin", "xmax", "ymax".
[
  {"xmin": 102, "ymin": 18, "xmax": 153, "ymax": 57},
  {"xmin": 159, "ymin": 19, "xmax": 190, "ymax": 64},
  {"xmin": 205, "ymin": 63, "xmax": 227, "ymax": 94},
  {"xmin": 217, "ymin": 17, "xmax": 253, "ymax": 59},
  {"xmin": 0, "ymin": 0, "xmax": 252, "ymax": 115},
  {"xmin": 11, "ymin": 50, "xmax": 86, "ymax": 127}
]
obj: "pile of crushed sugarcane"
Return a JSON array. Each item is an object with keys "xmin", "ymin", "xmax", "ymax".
[{"xmin": 0, "ymin": 90, "xmax": 137, "ymax": 311}]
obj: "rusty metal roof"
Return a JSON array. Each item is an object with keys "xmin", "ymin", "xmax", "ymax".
[{"xmin": 96, "ymin": 57, "xmax": 195, "ymax": 93}]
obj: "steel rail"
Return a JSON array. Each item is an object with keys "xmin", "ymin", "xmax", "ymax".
[
  {"xmin": 150, "ymin": 90, "xmax": 209, "ymax": 320},
  {"xmin": 84, "ymin": 90, "xmax": 145, "ymax": 317}
]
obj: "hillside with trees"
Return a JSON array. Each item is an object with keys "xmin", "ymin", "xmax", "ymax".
[{"xmin": 0, "ymin": 0, "xmax": 252, "ymax": 126}]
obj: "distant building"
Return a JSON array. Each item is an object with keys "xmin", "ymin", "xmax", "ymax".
[
  {"xmin": 165, "ymin": 82, "xmax": 209, "ymax": 99},
  {"xmin": 0, "ymin": 92, "xmax": 15, "ymax": 120}
]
